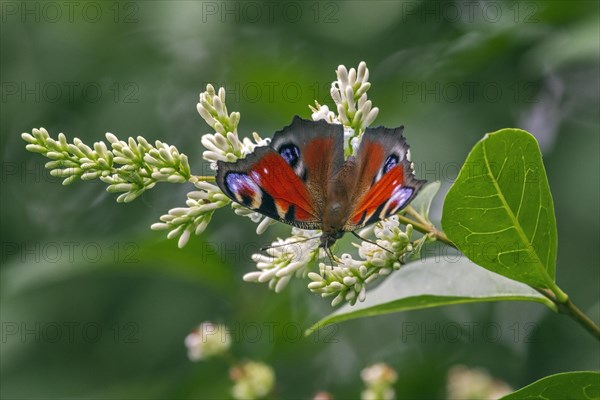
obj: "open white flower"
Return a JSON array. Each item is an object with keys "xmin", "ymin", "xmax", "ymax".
[
  {"xmin": 308, "ymin": 218, "xmax": 414, "ymax": 307},
  {"xmin": 243, "ymin": 228, "xmax": 322, "ymax": 293}
]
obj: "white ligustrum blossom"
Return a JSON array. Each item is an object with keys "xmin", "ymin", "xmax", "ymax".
[
  {"xmin": 308, "ymin": 217, "xmax": 414, "ymax": 307},
  {"xmin": 23, "ymin": 61, "xmax": 435, "ymax": 308},
  {"xmin": 154, "ymin": 84, "xmax": 274, "ymax": 246},
  {"xmin": 309, "ymin": 101, "xmax": 339, "ymax": 124},
  {"xmin": 230, "ymin": 361, "xmax": 276, "ymax": 400},
  {"xmin": 184, "ymin": 321, "xmax": 231, "ymax": 362},
  {"xmin": 243, "ymin": 228, "xmax": 322, "ymax": 293},
  {"xmin": 151, "ymin": 181, "xmax": 230, "ymax": 248},
  {"xmin": 244, "ymin": 62, "xmax": 424, "ymax": 305},
  {"xmin": 197, "ymin": 84, "xmax": 274, "ymax": 233},
  {"xmin": 198, "ymin": 83, "xmax": 269, "ymax": 170},
  {"xmin": 329, "ymin": 61, "xmax": 379, "ymax": 155},
  {"xmin": 231, "ymin": 202, "xmax": 278, "ymax": 235},
  {"xmin": 22, "ymin": 128, "xmax": 191, "ymax": 203},
  {"xmin": 361, "ymin": 363, "xmax": 398, "ymax": 400}
]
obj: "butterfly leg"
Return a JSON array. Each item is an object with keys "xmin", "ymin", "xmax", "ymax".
[
  {"xmin": 324, "ymin": 243, "xmax": 335, "ymax": 267},
  {"xmin": 350, "ymin": 231, "xmax": 393, "ymax": 254}
]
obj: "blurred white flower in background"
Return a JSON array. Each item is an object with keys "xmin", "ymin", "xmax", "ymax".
[
  {"xmin": 184, "ymin": 321, "xmax": 231, "ymax": 361},
  {"xmin": 360, "ymin": 362, "xmax": 398, "ymax": 400},
  {"xmin": 446, "ymin": 365, "xmax": 512, "ymax": 400},
  {"xmin": 230, "ymin": 361, "xmax": 276, "ymax": 400}
]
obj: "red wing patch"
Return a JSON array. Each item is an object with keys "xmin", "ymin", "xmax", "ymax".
[
  {"xmin": 250, "ymin": 152, "xmax": 317, "ymax": 221},
  {"xmin": 217, "ymin": 148, "xmax": 321, "ymax": 227},
  {"xmin": 349, "ymin": 165, "xmax": 415, "ymax": 227},
  {"xmin": 356, "ymin": 139, "xmax": 385, "ymax": 183}
]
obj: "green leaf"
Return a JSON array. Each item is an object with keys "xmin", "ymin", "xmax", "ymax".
[
  {"xmin": 441, "ymin": 129, "xmax": 558, "ymax": 290},
  {"xmin": 500, "ymin": 371, "xmax": 600, "ymax": 400},
  {"xmin": 306, "ymin": 257, "xmax": 555, "ymax": 335}
]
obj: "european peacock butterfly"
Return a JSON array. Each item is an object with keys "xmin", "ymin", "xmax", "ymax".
[{"xmin": 216, "ymin": 116, "xmax": 425, "ymax": 253}]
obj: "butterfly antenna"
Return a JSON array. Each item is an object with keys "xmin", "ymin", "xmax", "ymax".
[
  {"xmin": 350, "ymin": 231, "xmax": 393, "ymax": 254},
  {"xmin": 259, "ymin": 235, "xmax": 321, "ymax": 252}
]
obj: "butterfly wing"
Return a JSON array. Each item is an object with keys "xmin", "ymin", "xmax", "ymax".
[
  {"xmin": 216, "ymin": 116, "xmax": 344, "ymax": 229},
  {"xmin": 344, "ymin": 126, "xmax": 426, "ymax": 231},
  {"xmin": 269, "ymin": 116, "xmax": 344, "ymax": 214}
]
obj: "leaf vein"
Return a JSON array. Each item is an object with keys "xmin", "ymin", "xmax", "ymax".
[{"xmin": 481, "ymin": 139, "xmax": 550, "ymax": 283}]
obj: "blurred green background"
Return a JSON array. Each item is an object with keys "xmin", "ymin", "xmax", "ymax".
[{"xmin": 1, "ymin": 1, "xmax": 599, "ymax": 398}]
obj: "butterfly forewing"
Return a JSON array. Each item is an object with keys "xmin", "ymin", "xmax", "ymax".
[
  {"xmin": 216, "ymin": 117, "xmax": 345, "ymax": 230},
  {"xmin": 270, "ymin": 116, "xmax": 344, "ymax": 215},
  {"xmin": 216, "ymin": 146, "xmax": 322, "ymax": 229}
]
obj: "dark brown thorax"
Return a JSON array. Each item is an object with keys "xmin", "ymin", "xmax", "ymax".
[{"xmin": 319, "ymin": 158, "xmax": 358, "ymax": 248}]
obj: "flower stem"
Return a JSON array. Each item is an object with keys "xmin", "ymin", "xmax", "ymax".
[
  {"xmin": 192, "ymin": 175, "xmax": 216, "ymax": 182},
  {"xmin": 397, "ymin": 212, "xmax": 455, "ymax": 249},
  {"xmin": 405, "ymin": 205, "xmax": 431, "ymax": 227},
  {"xmin": 539, "ymin": 288, "xmax": 600, "ymax": 341}
]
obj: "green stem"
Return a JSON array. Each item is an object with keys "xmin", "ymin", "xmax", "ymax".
[
  {"xmin": 539, "ymin": 288, "xmax": 600, "ymax": 341},
  {"xmin": 193, "ymin": 175, "xmax": 216, "ymax": 182},
  {"xmin": 397, "ymin": 212, "xmax": 455, "ymax": 249},
  {"xmin": 402, "ymin": 207, "xmax": 600, "ymax": 341},
  {"xmin": 405, "ymin": 205, "xmax": 431, "ymax": 227}
]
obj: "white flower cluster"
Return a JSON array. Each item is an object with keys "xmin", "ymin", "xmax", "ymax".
[
  {"xmin": 151, "ymin": 181, "xmax": 230, "ymax": 248},
  {"xmin": 329, "ymin": 61, "xmax": 379, "ymax": 155},
  {"xmin": 198, "ymin": 84, "xmax": 269, "ymax": 170},
  {"xmin": 197, "ymin": 84, "xmax": 241, "ymax": 139},
  {"xmin": 23, "ymin": 62, "xmax": 434, "ymax": 307},
  {"xmin": 153, "ymin": 84, "xmax": 274, "ymax": 247},
  {"xmin": 361, "ymin": 363, "xmax": 398, "ymax": 400},
  {"xmin": 243, "ymin": 228, "xmax": 321, "ymax": 293},
  {"xmin": 197, "ymin": 84, "xmax": 276, "ymax": 232},
  {"xmin": 22, "ymin": 128, "xmax": 192, "ymax": 203},
  {"xmin": 308, "ymin": 217, "xmax": 414, "ymax": 306},
  {"xmin": 104, "ymin": 133, "xmax": 191, "ymax": 202},
  {"xmin": 230, "ymin": 361, "xmax": 276, "ymax": 400},
  {"xmin": 231, "ymin": 202, "xmax": 277, "ymax": 235},
  {"xmin": 244, "ymin": 62, "xmax": 424, "ymax": 305},
  {"xmin": 184, "ymin": 321, "xmax": 231, "ymax": 361},
  {"xmin": 184, "ymin": 321, "xmax": 276, "ymax": 399}
]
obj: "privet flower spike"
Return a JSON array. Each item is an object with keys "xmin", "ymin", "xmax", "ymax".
[{"xmin": 22, "ymin": 61, "xmax": 435, "ymax": 309}]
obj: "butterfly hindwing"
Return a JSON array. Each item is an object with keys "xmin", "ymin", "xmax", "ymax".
[{"xmin": 344, "ymin": 126, "xmax": 426, "ymax": 230}]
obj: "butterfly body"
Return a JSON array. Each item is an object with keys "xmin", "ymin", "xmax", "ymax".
[{"xmin": 216, "ymin": 116, "xmax": 425, "ymax": 249}]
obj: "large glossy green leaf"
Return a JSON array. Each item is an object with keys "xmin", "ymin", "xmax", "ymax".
[
  {"xmin": 306, "ymin": 257, "xmax": 554, "ymax": 335},
  {"xmin": 501, "ymin": 371, "xmax": 600, "ymax": 400},
  {"xmin": 441, "ymin": 129, "xmax": 557, "ymax": 289}
]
